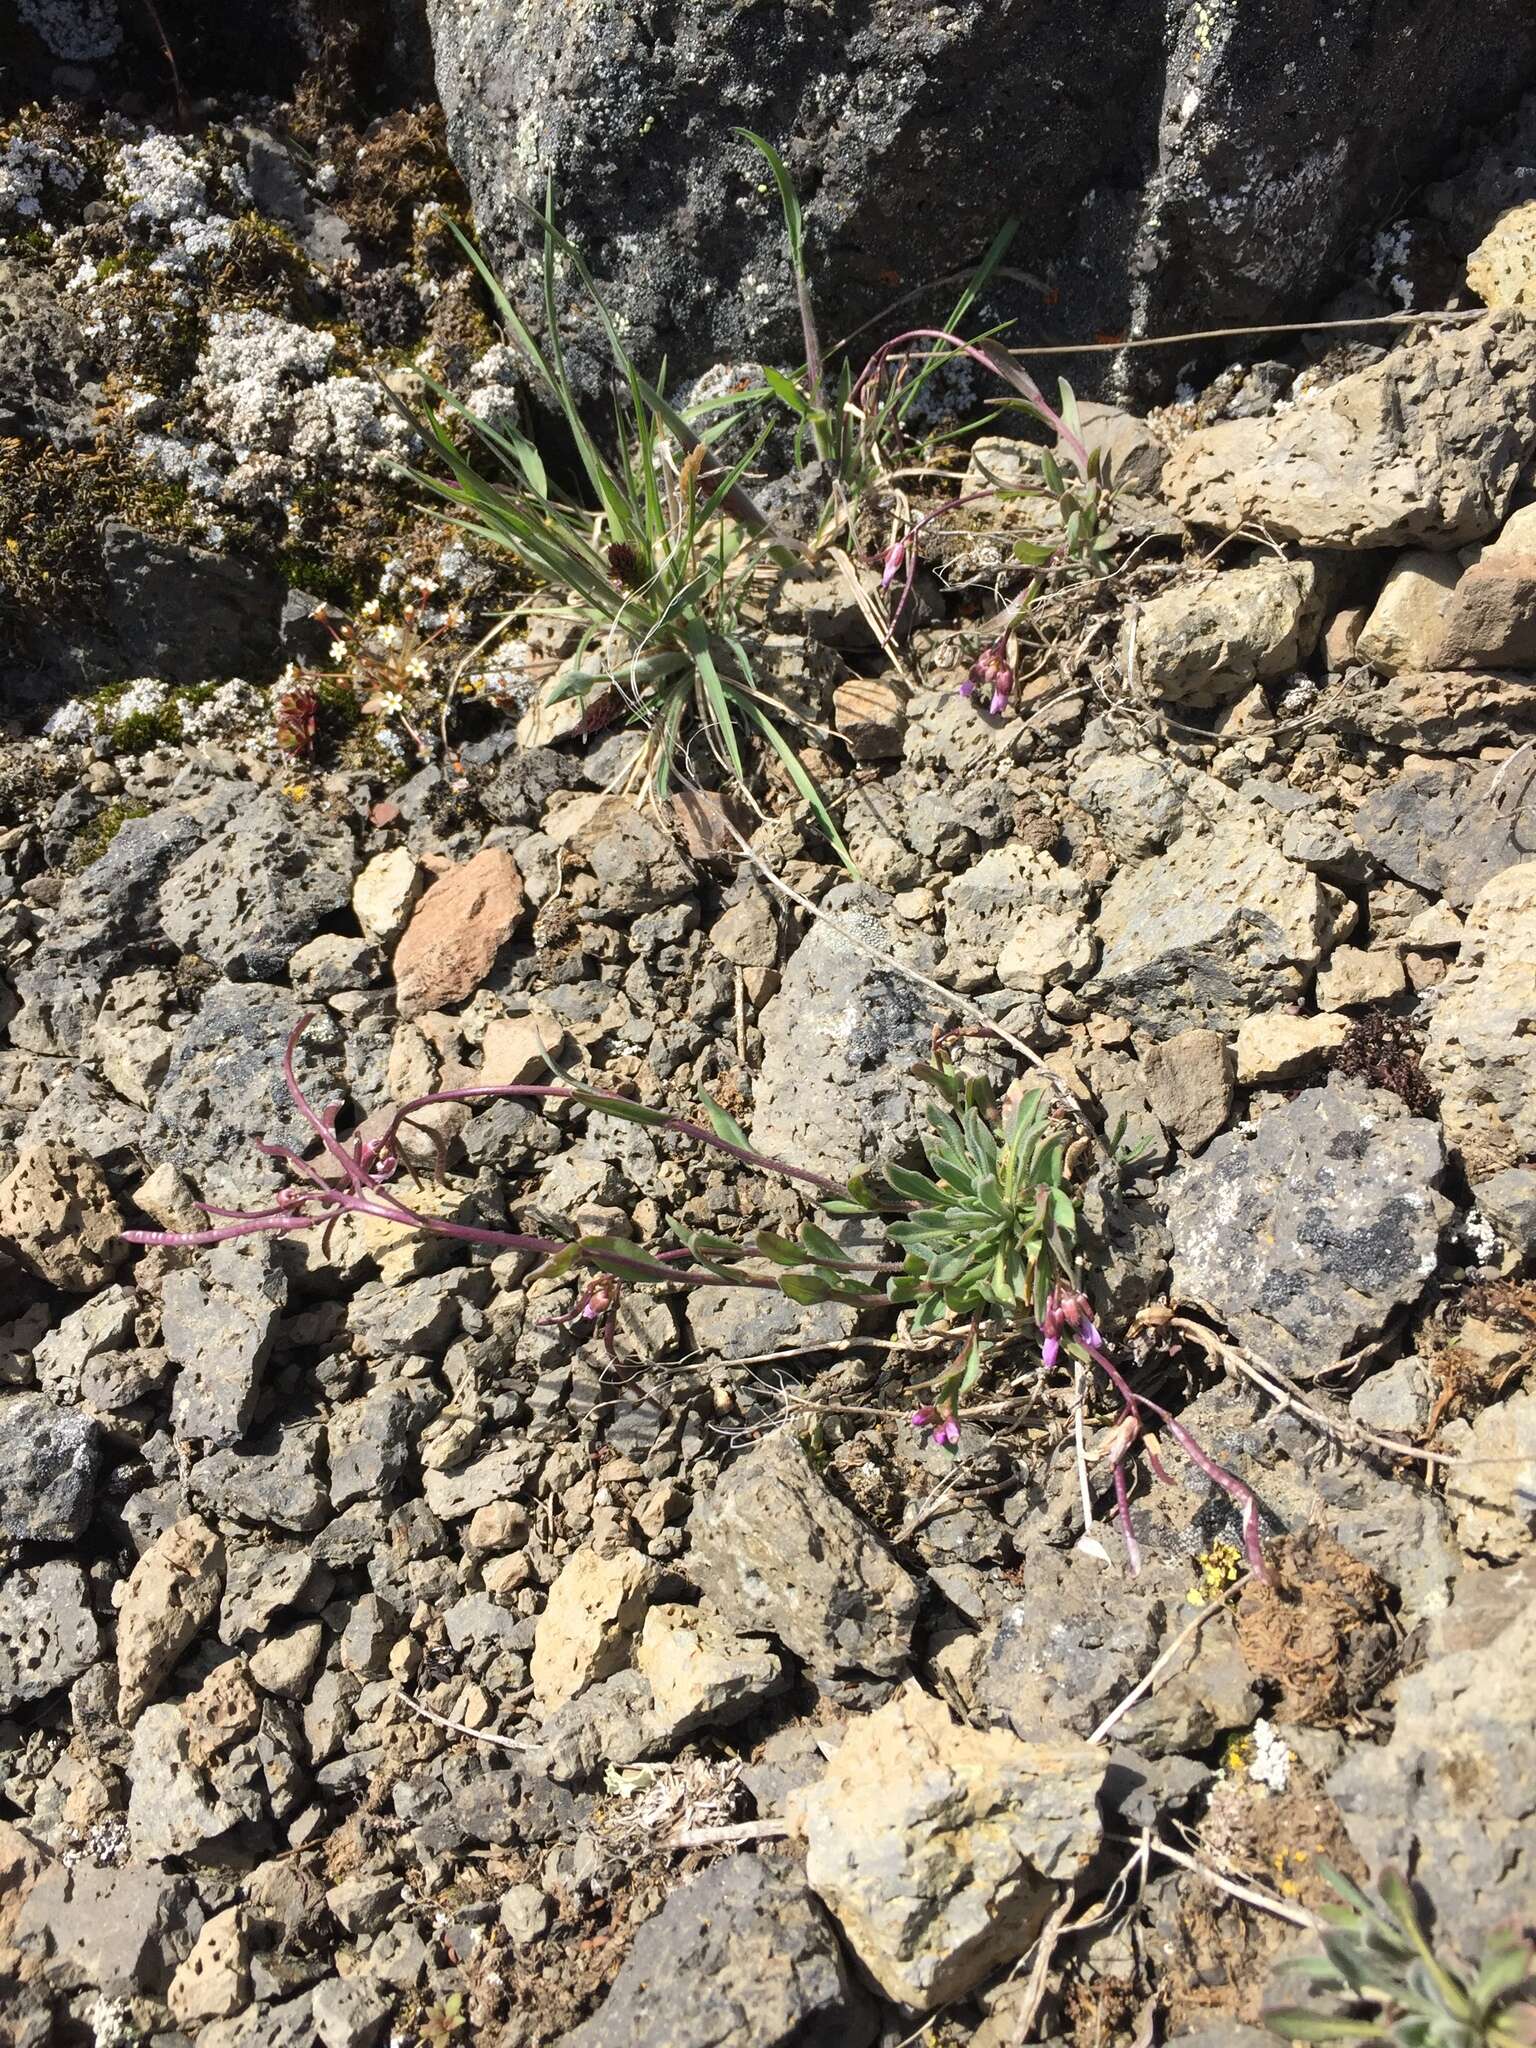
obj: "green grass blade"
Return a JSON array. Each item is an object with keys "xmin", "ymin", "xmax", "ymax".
[
  {"xmin": 739, "ymin": 698, "xmax": 854, "ymax": 873},
  {"xmin": 684, "ymin": 622, "xmax": 747, "ymax": 785}
]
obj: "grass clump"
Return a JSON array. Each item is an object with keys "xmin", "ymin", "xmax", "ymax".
[{"xmin": 400, "ymin": 200, "xmax": 851, "ymax": 863}]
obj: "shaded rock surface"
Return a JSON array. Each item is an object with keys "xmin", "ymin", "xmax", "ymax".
[
  {"xmin": 1352, "ymin": 758, "xmax": 1536, "ymax": 910},
  {"xmin": 556, "ymin": 1851, "xmax": 874, "ymax": 2048},
  {"xmin": 428, "ymin": 5, "xmax": 1536, "ymax": 405}
]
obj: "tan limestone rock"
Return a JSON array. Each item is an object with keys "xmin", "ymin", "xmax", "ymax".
[
  {"xmin": 530, "ymin": 1545, "xmax": 656, "ymax": 1710},
  {"xmin": 788, "ymin": 1682, "xmax": 1104, "ymax": 2011}
]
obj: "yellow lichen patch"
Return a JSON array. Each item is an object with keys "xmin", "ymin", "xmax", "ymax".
[{"xmin": 1186, "ymin": 1538, "xmax": 1243, "ymax": 1607}]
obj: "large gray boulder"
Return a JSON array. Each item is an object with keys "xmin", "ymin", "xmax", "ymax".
[
  {"xmin": 425, "ymin": 0, "xmax": 1536, "ymax": 399},
  {"xmin": 1164, "ymin": 314, "xmax": 1536, "ymax": 547}
]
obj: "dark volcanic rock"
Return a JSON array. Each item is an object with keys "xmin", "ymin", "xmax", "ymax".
[
  {"xmin": 14, "ymin": 1862, "xmax": 197, "ymax": 1997},
  {"xmin": 145, "ymin": 986, "xmax": 345, "ymax": 1204},
  {"xmin": 1353, "ymin": 758, "xmax": 1536, "ymax": 911},
  {"xmin": 156, "ymin": 795, "xmax": 356, "ymax": 981},
  {"xmin": 0, "ymin": 1392, "xmax": 101, "ymax": 1543},
  {"xmin": 1167, "ymin": 1075, "xmax": 1448, "ymax": 1373},
  {"xmin": 426, "ymin": 0, "xmax": 1536, "ymax": 402},
  {"xmin": 750, "ymin": 882, "xmax": 943, "ymax": 1179},
  {"xmin": 686, "ymin": 1430, "xmax": 919, "ymax": 1678},
  {"xmin": 0, "ymin": 1559, "xmax": 102, "ymax": 1710},
  {"xmin": 10, "ymin": 785, "xmax": 242, "ymax": 1057},
  {"xmin": 101, "ymin": 522, "xmax": 284, "ymax": 685},
  {"xmin": 0, "ymin": 259, "xmax": 100, "ymax": 448},
  {"xmin": 557, "ymin": 1851, "xmax": 874, "ymax": 2048}
]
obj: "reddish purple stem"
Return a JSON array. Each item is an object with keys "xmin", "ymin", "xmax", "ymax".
[
  {"xmin": 120, "ymin": 1017, "xmax": 815, "ymax": 1298},
  {"xmin": 1045, "ymin": 1285, "xmax": 1269, "ymax": 1582}
]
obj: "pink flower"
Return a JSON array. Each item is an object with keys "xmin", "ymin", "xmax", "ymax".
[
  {"xmin": 1041, "ymin": 1285, "xmax": 1099, "ymax": 1363},
  {"xmin": 880, "ymin": 539, "xmax": 908, "ymax": 590},
  {"xmin": 960, "ymin": 640, "xmax": 1015, "ymax": 718},
  {"xmin": 909, "ymin": 1404, "xmax": 960, "ymax": 1450}
]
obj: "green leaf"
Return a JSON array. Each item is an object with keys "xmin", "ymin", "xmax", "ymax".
[
  {"xmin": 572, "ymin": 1090, "xmax": 671, "ymax": 1128},
  {"xmin": 884, "ymin": 1162, "xmax": 943, "ymax": 1204},
  {"xmin": 1258, "ymin": 2012, "xmax": 1389, "ymax": 2043},
  {"xmin": 779, "ymin": 1271, "xmax": 834, "ymax": 1305},
  {"xmin": 1374, "ymin": 1871, "xmax": 1430, "ymax": 1949},
  {"xmin": 926, "ymin": 1244, "xmax": 978, "ymax": 1288},
  {"xmin": 1320, "ymin": 1934, "xmax": 1370, "ymax": 1993},
  {"xmin": 925, "ymin": 1105, "xmax": 966, "ymax": 1151},
  {"xmin": 938, "ymin": 215, "xmax": 1018, "ymax": 346},
  {"xmin": 739, "ymin": 697, "xmax": 856, "ymax": 874},
  {"xmin": 956, "ymin": 1341, "xmax": 984, "ymax": 1397},
  {"xmin": 1315, "ymin": 1864, "xmax": 1372, "ymax": 1916},
  {"xmin": 685, "ymin": 623, "xmax": 747, "ymax": 786},
  {"xmin": 755, "ymin": 1230, "xmax": 806, "ymax": 1266},
  {"xmin": 963, "ymin": 1104, "xmax": 999, "ymax": 1174},
  {"xmin": 763, "ymin": 365, "xmax": 812, "ymax": 418},
  {"xmin": 798, "ymin": 1221, "xmax": 849, "ymax": 1266},
  {"xmin": 581, "ymin": 1235, "xmax": 684, "ymax": 1284},
  {"xmin": 736, "ymin": 128, "xmax": 803, "ymax": 271},
  {"xmin": 1471, "ymin": 1928, "xmax": 1535, "ymax": 2005},
  {"xmin": 545, "ymin": 667, "xmax": 604, "ymax": 705},
  {"xmin": 911, "ymin": 1290, "xmax": 948, "ymax": 1331},
  {"xmin": 697, "ymin": 1090, "xmax": 751, "ymax": 1150},
  {"xmin": 525, "ymin": 1241, "xmax": 584, "ymax": 1285},
  {"xmin": 680, "ymin": 1229, "xmax": 749, "ymax": 1261},
  {"xmin": 1057, "ymin": 377, "xmax": 1083, "ymax": 446}
]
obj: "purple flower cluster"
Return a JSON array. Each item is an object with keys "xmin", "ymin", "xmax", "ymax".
[
  {"xmin": 959, "ymin": 639, "xmax": 1015, "ymax": 718},
  {"xmin": 908, "ymin": 1403, "xmax": 960, "ymax": 1450}
]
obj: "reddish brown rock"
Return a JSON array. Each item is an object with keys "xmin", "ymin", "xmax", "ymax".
[{"xmin": 391, "ymin": 848, "xmax": 525, "ymax": 1019}]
